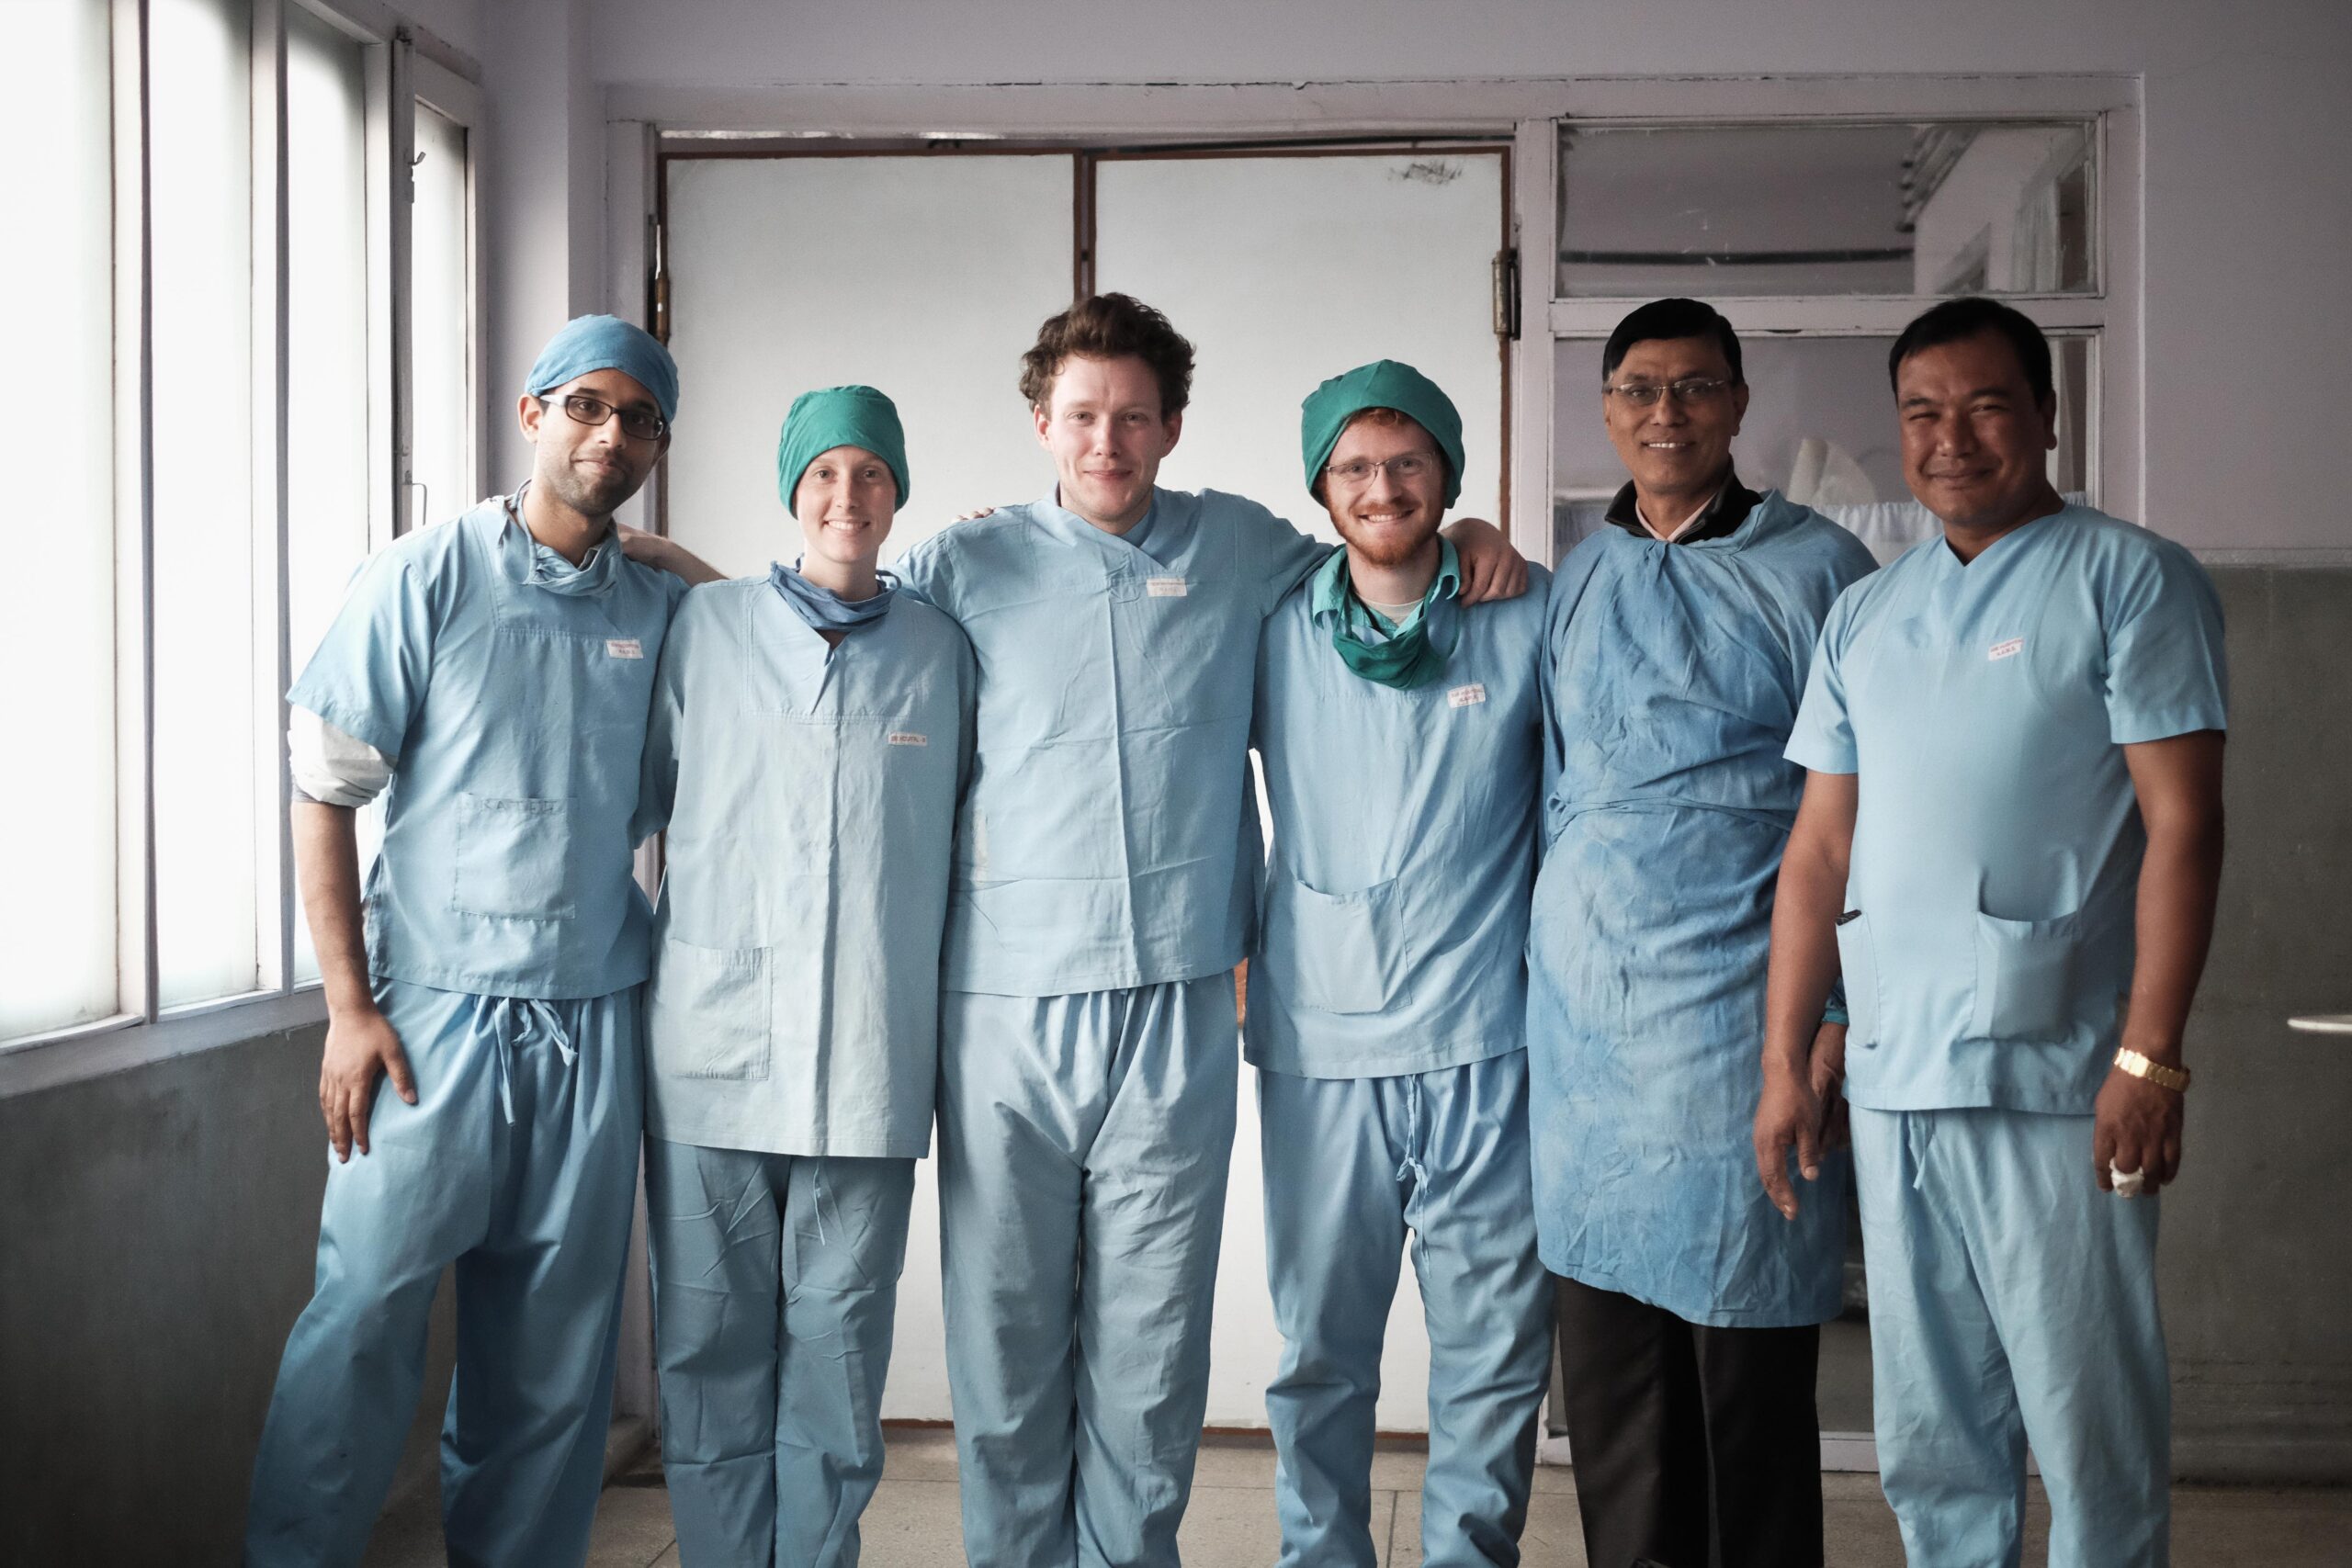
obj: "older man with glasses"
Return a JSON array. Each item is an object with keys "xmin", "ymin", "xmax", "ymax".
[{"xmin": 1528, "ymin": 298, "xmax": 1877, "ymax": 1568}]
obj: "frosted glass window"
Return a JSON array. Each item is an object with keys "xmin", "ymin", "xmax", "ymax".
[
  {"xmin": 663, "ymin": 155, "xmax": 1076, "ymax": 577},
  {"xmin": 149, "ymin": 0, "xmax": 260, "ymax": 1009},
  {"xmin": 1552, "ymin": 334, "xmax": 2092, "ymax": 558},
  {"xmin": 1557, "ymin": 123, "xmax": 2095, "ymax": 299},
  {"xmin": 0, "ymin": 0, "xmax": 118, "ymax": 1040},
  {"xmin": 286, "ymin": 6, "xmax": 375, "ymax": 986},
  {"xmin": 412, "ymin": 103, "xmax": 474, "ymax": 527},
  {"xmin": 1094, "ymin": 152, "xmax": 1508, "ymax": 541}
]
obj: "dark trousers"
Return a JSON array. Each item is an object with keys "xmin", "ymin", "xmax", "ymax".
[{"xmin": 1553, "ymin": 1276, "xmax": 1825, "ymax": 1568}]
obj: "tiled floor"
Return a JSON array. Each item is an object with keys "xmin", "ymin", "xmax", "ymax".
[{"xmin": 368, "ymin": 1427, "xmax": 2352, "ymax": 1567}]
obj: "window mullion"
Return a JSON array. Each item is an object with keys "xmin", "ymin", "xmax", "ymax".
[
  {"xmin": 388, "ymin": 28, "xmax": 415, "ymax": 538},
  {"xmin": 251, "ymin": 0, "xmax": 292, "ymax": 994},
  {"xmin": 115, "ymin": 0, "xmax": 157, "ymax": 1027}
]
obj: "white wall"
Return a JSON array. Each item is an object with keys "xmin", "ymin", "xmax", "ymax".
[{"xmin": 463, "ymin": 0, "xmax": 2352, "ymax": 1431}]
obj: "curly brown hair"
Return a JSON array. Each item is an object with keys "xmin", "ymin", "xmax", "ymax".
[{"xmin": 1018, "ymin": 293, "xmax": 1195, "ymax": 418}]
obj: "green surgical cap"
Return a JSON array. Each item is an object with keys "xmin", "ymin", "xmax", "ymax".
[
  {"xmin": 1300, "ymin": 359, "xmax": 1465, "ymax": 508},
  {"xmin": 775, "ymin": 385, "xmax": 910, "ymax": 511}
]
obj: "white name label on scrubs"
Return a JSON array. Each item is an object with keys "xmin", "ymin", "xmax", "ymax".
[
  {"xmin": 1987, "ymin": 637, "xmax": 2025, "ymax": 661},
  {"xmin": 888, "ymin": 732, "xmax": 928, "ymax": 747},
  {"xmin": 606, "ymin": 637, "xmax": 644, "ymax": 659},
  {"xmin": 1147, "ymin": 577, "xmax": 1189, "ymax": 598},
  {"xmin": 1447, "ymin": 683, "xmax": 1488, "ymax": 707}
]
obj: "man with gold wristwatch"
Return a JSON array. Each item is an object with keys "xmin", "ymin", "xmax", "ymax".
[{"xmin": 1753, "ymin": 297, "xmax": 2227, "ymax": 1568}]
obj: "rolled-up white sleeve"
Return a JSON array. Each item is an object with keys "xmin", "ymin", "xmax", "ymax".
[{"xmin": 288, "ymin": 705, "xmax": 393, "ymax": 807}]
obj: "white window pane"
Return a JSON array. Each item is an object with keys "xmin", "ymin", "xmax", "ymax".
[
  {"xmin": 663, "ymin": 155, "xmax": 1076, "ymax": 576},
  {"xmin": 1095, "ymin": 152, "xmax": 1508, "ymax": 541},
  {"xmin": 1557, "ymin": 122, "xmax": 2096, "ymax": 299},
  {"xmin": 411, "ymin": 103, "xmax": 474, "ymax": 527},
  {"xmin": 0, "ymin": 1, "xmax": 117, "ymax": 1040},
  {"xmin": 286, "ymin": 6, "xmax": 375, "ymax": 987},
  {"xmin": 149, "ymin": 0, "xmax": 259, "ymax": 1008},
  {"xmin": 1551, "ymin": 333, "xmax": 2092, "ymax": 558}
]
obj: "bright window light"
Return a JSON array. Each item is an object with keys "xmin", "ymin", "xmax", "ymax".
[
  {"xmin": 148, "ymin": 0, "xmax": 260, "ymax": 1010},
  {"xmin": 0, "ymin": 0, "xmax": 118, "ymax": 1039}
]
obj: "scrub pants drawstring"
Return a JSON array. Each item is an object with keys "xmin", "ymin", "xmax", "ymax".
[
  {"xmin": 1395, "ymin": 1074, "xmax": 1431, "ymax": 1190},
  {"xmin": 810, "ymin": 1158, "xmax": 830, "ymax": 1245},
  {"xmin": 478, "ymin": 997, "xmax": 579, "ymax": 1124},
  {"xmin": 1907, "ymin": 1111, "xmax": 1934, "ymax": 1192}
]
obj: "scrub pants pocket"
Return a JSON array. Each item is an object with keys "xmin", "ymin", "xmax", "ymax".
[
  {"xmin": 1970, "ymin": 909, "xmax": 2079, "ymax": 1042},
  {"xmin": 647, "ymin": 941, "xmax": 772, "ymax": 1080}
]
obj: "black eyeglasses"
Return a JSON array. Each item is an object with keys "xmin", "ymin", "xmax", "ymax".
[{"xmin": 542, "ymin": 392, "xmax": 668, "ymax": 442}]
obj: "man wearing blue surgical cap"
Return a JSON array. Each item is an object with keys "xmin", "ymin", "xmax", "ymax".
[{"xmin": 245, "ymin": 314, "xmax": 720, "ymax": 1567}]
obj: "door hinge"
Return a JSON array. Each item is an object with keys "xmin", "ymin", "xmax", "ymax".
[{"xmin": 1493, "ymin": 246, "xmax": 1521, "ymax": 341}]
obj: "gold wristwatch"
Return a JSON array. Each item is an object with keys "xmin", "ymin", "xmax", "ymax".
[{"xmin": 2113, "ymin": 1047, "xmax": 2191, "ymax": 1093}]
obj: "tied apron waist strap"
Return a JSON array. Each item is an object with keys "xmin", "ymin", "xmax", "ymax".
[{"xmin": 474, "ymin": 997, "xmax": 580, "ymax": 1125}]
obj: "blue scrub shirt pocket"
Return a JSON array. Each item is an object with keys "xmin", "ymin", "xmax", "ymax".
[
  {"xmin": 647, "ymin": 940, "xmax": 772, "ymax": 1080},
  {"xmin": 1264, "ymin": 874, "xmax": 1403, "ymax": 1015},
  {"xmin": 450, "ymin": 792, "xmax": 577, "ymax": 919},
  {"xmin": 1834, "ymin": 912, "xmax": 1882, "ymax": 1045},
  {"xmin": 1970, "ymin": 908, "xmax": 2080, "ymax": 1042}
]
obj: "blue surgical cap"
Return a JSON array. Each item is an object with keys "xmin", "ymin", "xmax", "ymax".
[{"xmin": 525, "ymin": 314, "xmax": 680, "ymax": 425}]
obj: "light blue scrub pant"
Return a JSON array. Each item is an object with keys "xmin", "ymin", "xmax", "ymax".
[
  {"xmin": 936, "ymin": 972, "xmax": 1239, "ymax": 1568},
  {"xmin": 644, "ymin": 1140, "xmax": 916, "ymax": 1568},
  {"xmin": 244, "ymin": 977, "xmax": 641, "ymax": 1568},
  {"xmin": 1259, "ymin": 1053, "xmax": 1553, "ymax": 1568},
  {"xmin": 1852, "ymin": 1106, "xmax": 2169, "ymax": 1568}
]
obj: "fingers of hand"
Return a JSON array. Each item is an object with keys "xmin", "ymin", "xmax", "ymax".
[
  {"xmin": 322, "ymin": 1079, "xmax": 351, "ymax": 1161},
  {"xmin": 1754, "ymin": 1126, "xmax": 1797, "ymax": 1218},
  {"xmin": 384, "ymin": 1039, "xmax": 419, "ymax": 1104}
]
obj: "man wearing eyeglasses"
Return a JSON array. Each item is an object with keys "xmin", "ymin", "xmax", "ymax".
[
  {"xmin": 1246, "ymin": 360, "xmax": 1554, "ymax": 1567},
  {"xmin": 896, "ymin": 297, "xmax": 1529, "ymax": 1568},
  {"xmin": 245, "ymin": 315, "xmax": 719, "ymax": 1567},
  {"xmin": 1527, "ymin": 298, "xmax": 1876, "ymax": 1568}
]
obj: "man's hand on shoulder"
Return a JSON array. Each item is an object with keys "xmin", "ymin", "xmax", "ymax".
[
  {"xmin": 616, "ymin": 524, "xmax": 724, "ymax": 586},
  {"xmin": 1442, "ymin": 517, "xmax": 1529, "ymax": 604}
]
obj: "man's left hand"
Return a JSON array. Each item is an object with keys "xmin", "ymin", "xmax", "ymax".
[
  {"xmin": 2092, "ymin": 1062, "xmax": 2186, "ymax": 1194},
  {"xmin": 616, "ymin": 524, "xmax": 725, "ymax": 585},
  {"xmin": 1441, "ymin": 518, "xmax": 1529, "ymax": 604}
]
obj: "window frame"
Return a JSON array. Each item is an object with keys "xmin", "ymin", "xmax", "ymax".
[
  {"xmin": 0, "ymin": 0, "xmax": 482, "ymax": 1087},
  {"xmin": 1518, "ymin": 76, "xmax": 2140, "ymax": 564}
]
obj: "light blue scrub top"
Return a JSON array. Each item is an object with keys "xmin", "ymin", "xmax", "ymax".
[
  {"xmin": 1787, "ymin": 503, "xmax": 2228, "ymax": 1114},
  {"xmin": 897, "ymin": 488, "xmax": 1327, "ymax": 998},
  {"xmin": 288, "ymin": 496, "xmax": 686, "ymax": 998},
  {"xmin": 1247, "ymin": 559, "xmax": 1548, "ymax": 1077},
  {"xmin": 1530, "ymin": 492, "xmax": 1876, "ymax": 1325},
  {"xmin": 636, "ymin": 578, "xmax": 975, "ymax": 1157}
]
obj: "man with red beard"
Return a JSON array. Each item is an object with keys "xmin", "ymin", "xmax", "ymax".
[{"xmin": 1245, "ymin": 360, "xmax": 1554, "ymax": 1566}]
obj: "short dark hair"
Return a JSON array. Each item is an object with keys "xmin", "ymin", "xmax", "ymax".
[
  {"xmin": 1601, "ymin": 298, "xmax": 1744, "ymax": 384},
  {"xmin": 1019, "ymin": 293, "xmax": 1195, "ymax": 418},
  {"xmin": 1888, "ymin": 297, "xmax": 2053, "ymax": 403}
]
